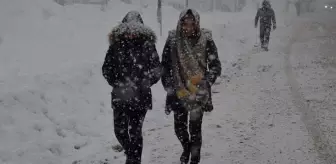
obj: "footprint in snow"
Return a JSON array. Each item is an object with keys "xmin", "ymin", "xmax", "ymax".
[
  {"xmin": 208, "ymin": 124, "xmax": 222, "ymax": 128},
  {"xmin": 257, "ymin": 64, "xmax": 273, "ymax": 72}
]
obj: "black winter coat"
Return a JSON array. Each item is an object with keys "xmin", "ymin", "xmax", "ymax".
[
  {"xmin": 102, "ymin": 12, "xmax": 161, "ymax": 111},
  {"xmin": 255, "ymin": 6, "xmax": 276, "ymax": 28}
]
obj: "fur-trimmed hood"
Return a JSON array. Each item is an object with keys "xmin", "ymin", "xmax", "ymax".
[{"xmin": 108, "ymin": 11, "xmax": 156, "ymax": 45}]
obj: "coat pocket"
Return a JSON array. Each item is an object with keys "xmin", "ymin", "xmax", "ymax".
[{"xmin": 111, "ymin": 88, "xmax": 153, "ymax": 111}]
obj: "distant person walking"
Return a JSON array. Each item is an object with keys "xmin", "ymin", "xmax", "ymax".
[{"xmin": 255, "ymin": 0, "xmax": 277, "ymax": 51}]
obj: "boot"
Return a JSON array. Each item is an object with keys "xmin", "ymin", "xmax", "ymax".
[
  {"xmin": 261, "ymin": 44, "xmax": 268, "ymax": 51},
  {"xmin": 189, "ymin": 145, "xmax": 201, "ymax": 164},
  {"xmin": 180, "ymin": 150, "xmax": 190, "ymax": 164},
  {"xmin": 125, "ymin": 159, "xmax": 132, "ymax": 164},
  {"xmin": 125, "ymin": 159, "xmax": 140, "ymax": 164},
  {"xmin": 260, "ymin": 39, "xmax": 264, "ymax": 49},
  {"xmin": 264, "ymin": 43, "xmax": 269, "ymax": 51}
]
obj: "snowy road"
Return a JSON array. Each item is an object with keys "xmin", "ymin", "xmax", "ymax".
[
  {"xmin": 144, "ymin": 14, "xmax": 335, "ymax": 164},
  {"xmin": 285, "ymin": 14, "xmax": 336, "ymax": 163},
  {"xmin": 1, "ymin": 1, "xmax": 335, "ymax": 163},
  {"xmin": 196, "ymin": 14, "xmax": 336, "ymax": 164},
  {"xmin": 95, "ymin": 14, "xmax": 336, "ymax": 164},
  {"xmin": 195, "ymin": 14, "xmax": 336, "ymax": 164}
]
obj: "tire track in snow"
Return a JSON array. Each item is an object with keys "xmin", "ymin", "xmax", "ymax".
[{"xmin": 284, "ymin": 21, "xmax": 336, "ymax": 164}]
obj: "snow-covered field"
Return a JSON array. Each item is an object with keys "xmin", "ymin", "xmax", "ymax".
[{"xmin": 0, "ymin": 0, "xmax": 335, "ymax": 164}]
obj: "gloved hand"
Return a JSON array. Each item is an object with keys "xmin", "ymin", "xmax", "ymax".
[
  {"xmin": 187, "ymin": 74, "xmax": 203, "ymax": 94},
  {"xmin": 273, "ymin": 25, "xmax": 276, "ymax": 31},
  {"xmin": 187, "ymin": 83, "xmax": 198, "ymax": 95},
  {"xmin": 190, "ymin": 74, "xmax": 203, "ymax": 85},
  {"xmin": 203, "ymin": 102, "xmax": 214, "ymax": 112},
  {"xmin": 165, "ymin": 108, "xmax": 171, "ymax": 115},
  {"xmin": 176, "ymin": 88, "xmax": 189, "ymax": 99},
  {"xmin": 164, "ymin": 101, "xmax": 173, "ymax": 115}
]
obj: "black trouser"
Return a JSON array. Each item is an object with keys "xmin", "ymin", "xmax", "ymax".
[
  {"xmin": 174, "ymin": 108, "xmax": 204, "ymax": 163},
  {"xmin": 113, "ymin": 101, "xmax": 147, "ymax": 164},
  {"xmin": 259, "ymin": 25, "xmax": 271, "ymax": 48}
]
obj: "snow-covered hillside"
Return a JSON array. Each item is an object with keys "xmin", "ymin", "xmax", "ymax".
[{"xmin": 0, "ymin": 0, "xmax": 335, "ymax": 164}]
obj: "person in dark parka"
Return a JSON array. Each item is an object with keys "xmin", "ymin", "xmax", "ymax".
[
  {"xmin": 255, "ymin": 0, "xmax": 276, "ymax": 51},
  {"xmin": 102, "ymin": 11, "xmax": 161, "ymax": 164},
  {"xmin": 161, "ymin": 9, "xmax": 222, "ymax": 164}
]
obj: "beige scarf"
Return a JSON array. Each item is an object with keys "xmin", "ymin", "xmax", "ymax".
[{"xmin": 172, "ymin": 29, "xmax": 209, "ymax": 111}]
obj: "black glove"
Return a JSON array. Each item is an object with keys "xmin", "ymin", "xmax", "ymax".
[
  {"xmin": 273, "ymin": 25, "xmax": 276, "ymax": 30},
  {"xmin": 165, "ymin": 108, "xmax": 172, "ymax": 115},
  {"xmin": 165, "ymin": 104, "xmax": 172, "ymax": 115},
  {"xmin": 203, "ymin": 102, "xmax": 214, "ymax": 112}
]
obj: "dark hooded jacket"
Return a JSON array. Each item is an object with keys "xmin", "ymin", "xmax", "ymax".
[
  {"xmin": 161, "ymin": 9, "xmax": 222, "ymax": 112},
  {"xmin": 255, "ymin": 0, "xmax": 276, "ymax": 28},
  {"xmin": 102, "ymin": 11, "xmax": 161, "ymax": 110}
]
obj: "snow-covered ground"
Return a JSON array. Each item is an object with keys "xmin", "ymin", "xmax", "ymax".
[
  {"xmin": 203, "ymin": 12, "xmax": 336, "ymax": 163},
  {"xmin": 287, "ymin": 13, "xmax": 336, "ymax": 163},
  {"xmin": 0, "ymin": 0, "xmax": 335, "ymax": 164}
]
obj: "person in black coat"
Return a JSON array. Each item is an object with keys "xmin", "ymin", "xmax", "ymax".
[
  {"xmin": 255, "ymin": 0, "xmax": 276, "ymax": 51},
  {"xmin": 161, "ymin": 9, "xmax": 222, "ymax": 164},
  {"xmin": 102, "ymin": 11, "xmax": 161, "ymax": 164}
]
